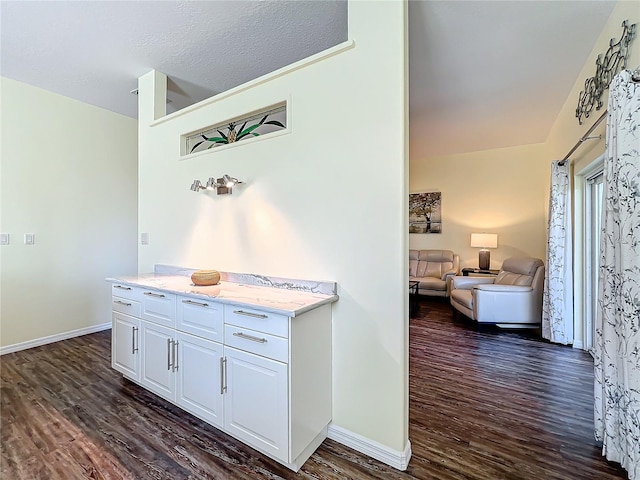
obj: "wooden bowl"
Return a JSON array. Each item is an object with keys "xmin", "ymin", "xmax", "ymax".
[{"xmin": 191, "ymin": 270, "xmax": 220, "ymax": 286}]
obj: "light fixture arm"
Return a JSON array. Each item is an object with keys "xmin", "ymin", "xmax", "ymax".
[
  {"xmin": 190, "ymin": 180, "xmax": 206, "ymax": 191},
  {"xmin": 190, "ymin": 174, "xmax": 244, "ymax": 195}
]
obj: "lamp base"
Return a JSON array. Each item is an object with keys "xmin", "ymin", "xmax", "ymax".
[{"xmin": 478, "ymin": 250, "xmax": 490, "ymax": 270}]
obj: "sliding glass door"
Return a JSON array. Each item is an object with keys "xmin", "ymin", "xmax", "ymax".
[{"xmin": 584, "ymin": 169, "xmax": 604, "ymax": 352}]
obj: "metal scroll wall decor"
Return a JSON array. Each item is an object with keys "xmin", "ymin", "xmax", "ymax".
[{"xmin": 576, "ymin": 20, "xmax": 636, "ymax": 125}]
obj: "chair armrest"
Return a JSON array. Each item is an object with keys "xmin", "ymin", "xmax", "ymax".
[
  {"xmin": 451, "ymin": 276, "xmax": 495, "ymax": 290},
  {"xmin": 473, "ymin": 287, "xmax": 539, "ymax": 323},
  {"xmin": 441, "ymin": 269, "xmax": 457, "ymax": 281},
  {"xmin": 474, "ymin": 284, "xmax": 533, "ymax": 293},
  {"xmin": 443, "ymin": 270, "xmax": 458, "ymax": 297}
]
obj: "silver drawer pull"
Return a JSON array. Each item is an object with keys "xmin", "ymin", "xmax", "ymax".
[
  {"xmin": 182, "ymin": 299, "xmax": 209, "ymax": 307},
  {"xmin": 132, "ymin": 326, "xmax": 138, "ymax": 354},
  {"xmin": 233, "ymin": 310, "xmax": 267, "ymax": 319},
  {"xmin": 167, "ymin": 338, "xmax": 172, "ymax": 370},
  {"xmin": 220, "ymin": 357, "xmax": 227, "ymax": 394},
  {"xmin": 144, "ymin": 291, "xmax": 166, "ymax": 298},
  {"xmin": 233, "ymin": 332, "xmax": 267, "ymax": 343},
  {"xmin": 173, "ymin": 341, "xmax": 179, "ymax": 372},
  {"xmin": 114, "ymin": 300, "xmax": 132, "ymax": 307},
  {"xmin": 114, "ymin": 285, "xmax": 132, "ymax": 290}
]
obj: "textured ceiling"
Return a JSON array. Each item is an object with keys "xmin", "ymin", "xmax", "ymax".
[
  {"xmin": 0, "ymin": 0, "xmax": 348, "ymax": 117},
  {"xmin": 0, "ymin": 0, "xmax": 618, "ymax": 157}
]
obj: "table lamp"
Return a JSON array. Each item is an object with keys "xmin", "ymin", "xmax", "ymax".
[{"xmin": 470, "ymin": 233, "xmax": 498, "ymax": 270}]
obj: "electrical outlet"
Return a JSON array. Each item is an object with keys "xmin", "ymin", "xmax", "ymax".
[
  {"xmin": 0, "ymin": 234, "xmax": 9, "ymax": 245},
  {"xmin": 24, "ymin": 233, "xmax": 35, "ymax": 245},
  {"xmin": 141, "ymin": 232, "xmax": 149, "ymax": 245}
]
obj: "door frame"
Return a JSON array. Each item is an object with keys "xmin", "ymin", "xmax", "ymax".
[{"xmin": 573, "ymin": 153, "xmax": 605, "ymax": 352}]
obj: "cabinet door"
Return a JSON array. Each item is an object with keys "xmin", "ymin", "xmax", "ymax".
[
  {"xmin": 112, "ymin": 312, "xmax": 140, "ymax": 380},
  {"xmin": 224, "ymin": 346, "xmax": 288, "ymax": 462},
  {"xmin": 140, "ymin": 321, "xmax": 176, "ymax": 401},
  {"xmin": 176, "ymin": 332, "xmax": 223, "ymax": 428}
]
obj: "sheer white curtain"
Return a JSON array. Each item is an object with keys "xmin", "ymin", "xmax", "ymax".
[
  {"xmin": 542, "ymin": 160, "xmax": 573, "ymax": 344},
  {"xmin": 594, "ymin": 69, "xmax": 640, "ymax": 480}
]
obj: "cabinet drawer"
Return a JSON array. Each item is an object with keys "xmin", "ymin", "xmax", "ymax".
[
  {"xmin": 177, "ymin": 296, "xmax": 224, "ymax": 342},
  {"xmin": 112, "ymin": 296, "xmax": 142, "ymax": 317},
  {"xmin": 112, "ymin": 284, "xmax": 139, "ymax": 301},
  {"xmin": 224, "ymin": 305, "xmax": 289, "ymax": 338},
  {"xmin": 141, "ymin": 290, "xmax": 176, "ymax": 327},
  {"xmin": 224, "ymin": 325, "xmax": 288, "ymax": 362}
]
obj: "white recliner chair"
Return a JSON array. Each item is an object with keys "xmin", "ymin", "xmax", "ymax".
[{"xmin": 449, "ymin": 257, "xmax": 544, "ymax": 328}]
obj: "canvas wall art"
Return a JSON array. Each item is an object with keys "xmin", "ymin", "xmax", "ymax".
[{"xmin": 409, "ymin": 192, "xmax": 442, "ymax": 234}]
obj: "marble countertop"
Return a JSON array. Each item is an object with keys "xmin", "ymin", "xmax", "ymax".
[{"xmin": 107, "ymin": 273, "xmax": 338, "ymax": 317}]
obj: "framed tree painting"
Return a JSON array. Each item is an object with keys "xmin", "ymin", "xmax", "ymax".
[{"xmin": 409, "ymin": 192, "xmax": 442, "ymax": 233}]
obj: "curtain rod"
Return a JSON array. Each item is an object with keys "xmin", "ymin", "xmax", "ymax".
[
  {"xmin": 558, "ymin": 110, "xmax": 608, "ymax": 166},
  {"xmin": 559, "ymin": 68, "xmax": 640, "ymax": 166}
]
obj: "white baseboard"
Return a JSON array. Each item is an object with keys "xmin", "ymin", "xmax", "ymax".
[
  {"xmin": 1, "ymin": 323, "xmax": 111, "ymax": 355},
  {"xmin": 327, "ymin": 423, "xmax": 412, "ymax": 471}
]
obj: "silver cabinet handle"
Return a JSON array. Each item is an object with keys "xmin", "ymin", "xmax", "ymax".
[
  {"xmin": 220, "ymin": 357, "xmax": 227, "ymax": 394},
  {"xmin": 114, "ymin": 285, "xmax": 132, "ymax": 291},
  {"xmin": 144, "ymin": 291, "xmax": 166, "ymax": 298},
  {"xmin": 132, "ymin": 326, "xmax": 138, "ymax": 354},
  {"xmin": 173, "ymin": 341, "xmax": 179, "ymax": 372},
  {"xmin": 233, "ymin": 310, "xmax": 267, "ymax": 319},
  {"xmin": 232, "ymin": 332, "xmax": 267, "ymax": 343},
  {"xmin": 182, "ymin": 299, "xmax": 209, "ymax": 307},
  {"xmin": 167, "ymin": 338, "xmax": 172, "ymax": 370},
  {"xmin": 114, "ymin": 300, "xmax": 132, "ymax": 307}
]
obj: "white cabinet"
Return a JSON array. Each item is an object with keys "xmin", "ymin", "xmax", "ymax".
[
  {"xmin": 112, "ymin": 312, "xmax": 140, "ymax": 380},
  {"xmin": 110, "ymin": 281, "xmax": 332, "ymax": 472},
  {"xmin": 224, "ymin": 346, "xmax": 288, "ymax": 461},
  {"xmin": 140, "ymin": 320, "xmax": 176, "ymax": 400},
  {"xmin": 139, "ymin": 319, "xmax": 224, "ymax": 427},
  {"xmin": 222, "ymin": 304, "xmax": 290, "ymax": 461},
  {"xmin": 112, "ymin": 283, "xmax": 141, "ymax": 380},
  {"xmin": 221, "ymin": 303, "xmax": 332, "ymax": 469},
  {"xmin": 176, "ymin": 331, "xmax": 223, "ymax": 428}
]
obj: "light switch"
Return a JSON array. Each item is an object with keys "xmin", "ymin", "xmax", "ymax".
[
  {"xmin": 24, "ymin": 233, "xmax": 35, "ymax": 245},
  {"xmin": 141, "ymin": 232, "xmax": 149, "ymax": 245},
  {"xmin": 0, "ymin": 234, "xmax": 9, "ymax": 245}
]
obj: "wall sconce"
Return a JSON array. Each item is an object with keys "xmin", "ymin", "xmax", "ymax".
[
  {"xmin": 470, "ymin": 233, "xmax": 498, "ymax": 270},
  {"xmin": 190, "ymin": 174, "xmax": 244, "ymax": 195}
]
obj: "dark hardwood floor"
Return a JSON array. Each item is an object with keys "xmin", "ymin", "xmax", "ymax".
[{"xmin": 1, "ymin": 298, "xmax": 628, "ymax": 479}]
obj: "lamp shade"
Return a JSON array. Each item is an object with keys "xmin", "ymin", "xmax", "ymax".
[{"xmin": 470, "ymin": 233, "xmax": 498, "ymax": 249}]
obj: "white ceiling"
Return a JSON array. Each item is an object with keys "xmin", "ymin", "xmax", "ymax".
[
  {"xmin": 0, "ymin": 1, "xmax": 348, "ymax": 116},
  {"xmin": 1, "ymin": 0, "xmax": 617, "ymax": 158},
  {"xmin": 409, "ymin": 0, "xmax": 616, "ymax": 157}
]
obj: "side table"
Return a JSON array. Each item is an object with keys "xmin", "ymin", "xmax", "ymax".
[
  {"xmin": 409, "ymin": 281, "xmax": 420, "ymax": 317},
  {"xmin": 461, "ymin": 268, "xmax": 500, "ymax": 277}
]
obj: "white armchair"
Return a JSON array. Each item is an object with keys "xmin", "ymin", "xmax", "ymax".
[{"xmin": 450, "ymin": 257, "xmax": 545, "ymax": 328}]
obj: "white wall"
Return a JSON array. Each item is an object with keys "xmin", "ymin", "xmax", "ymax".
[
  {"xmin": 0, "ymin": 78, "xmax": 138, "ymax": 349},
  {"xmin": 410, "ymin": 142, "xmax": 549, "ymax": 269},
  {"xmin": 136, "ymin": 2, "xmax": 409, "ymax": 455}
]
